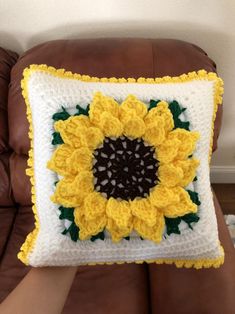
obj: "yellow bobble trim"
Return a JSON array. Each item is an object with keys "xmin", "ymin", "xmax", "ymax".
[
  {"xmin": 19, "ymin": 64, "xmax": 224, "ymax": 267},
  {"xmin": 18, "ymin": 72, "xmax": 39, "ymax": 265}
]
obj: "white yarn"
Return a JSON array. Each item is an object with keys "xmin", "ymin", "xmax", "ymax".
[{"xmin": 25, "ymin": 71, "xmax": 222, "ymax": 266}]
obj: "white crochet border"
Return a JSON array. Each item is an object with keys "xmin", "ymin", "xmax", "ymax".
[{"xmin": 26, "ymin": 71, "xmax": 222, "ymax": 266}]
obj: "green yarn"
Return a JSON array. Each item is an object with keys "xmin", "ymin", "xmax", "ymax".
[
  {"xmin": 165, "ymin": 189, "xmax": 201, "ymax": 235},
  {"xmin": 168, "ymin": 100, "xmax": 190, "ymax": 130},
  {"xmin": 187, "ymin": 190, "xmax": 201, "ymax": 206},
  {"xmin": 124, "ymin": 236, "xmax": 130, "ymax": 240},
  {"xmin": 181, "ymin": 213, "xmax": 200, "ymax": 230},
  {"xmin": 62, "ymin": 222, "xmax": 79, "ymax": 242},
  {"xmin": 165, "ymin": 213, "xmax": 200, "ymax": 235},
  {"xmin": 59, "ymin": 207, "xmax": 79, "ymax": 241},
  {"xmin": 148, "ymin": 99, "xmax": 161, "ymax": 111},
  {"xmin": 52, "ymin": 132, "xmax": 64, "ymax": 145},
  {"xmin": 74, "ymin": 104, "xmax": 90, "ymax": 116},
  {"xmin": 91, "ymin": 231, "xmax": 105, "ymax": 242},
  {"xmin": 165, "ymin": 217, "xmax": 181, "ymax": 235},
  {"xmin": 58, "ymin": 206, "xmax": 106, "ymax": 242},
  {"xmin": 52, "ymin": 107, "xmax": 70, "ymax": 121},
  {"xmin": 59, "ymin": 206, "xmax": 74, "ymax": 221}
]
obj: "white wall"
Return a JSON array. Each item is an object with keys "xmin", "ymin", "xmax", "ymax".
[{"xmin": 0, "ymin": 0, "xmax": 235, "ymax": 181}]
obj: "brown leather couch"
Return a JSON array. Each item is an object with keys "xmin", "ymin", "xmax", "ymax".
[{"xmin": 0, "ymin": 39, "xmax": 235, "ymax": 314}]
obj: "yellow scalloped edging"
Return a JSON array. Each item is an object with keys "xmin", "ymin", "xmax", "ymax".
[{"xmin": 18, "ymin": 64, "xmax": 224, "ymax": 268}]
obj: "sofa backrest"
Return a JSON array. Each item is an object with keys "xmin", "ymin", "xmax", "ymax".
[{"xmin": 3, "ymin": 38, "xmax": 223, "ymax": 210}]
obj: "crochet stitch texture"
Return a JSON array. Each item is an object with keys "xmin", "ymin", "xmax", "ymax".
[
  {"xmin": 47, "ymin": 93, "xmax": 200, "ymax": 243},
  {"xmin": 18, "ymin": 65, "xmax": 224, "ymax": 268}
]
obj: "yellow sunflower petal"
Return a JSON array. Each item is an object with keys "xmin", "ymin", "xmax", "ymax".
[
  {"xmin": 66, "ymin": 115, "xmax": 91, "ymax": 129},
  {"xmin": 47, "ymin": 144, "xmax": 74, "ymax": 176},
  {"xmin": 149, "ymin": 184, "xmax": 180, "ymax": 208},
  {"xmin": 82, "ymin": 126, "xmax": 104, "ymax": 149},
  {"xmin": 82, "ymin": 191, "xmax": 107, "ymax": 220},
  {"xmin": 99, "ymin": 112, "xmax": 123, "ymax": 137},
  {"xmin": 66, "ymin": 147, "xmax": 93, "ymax": 175},
  {"xmin": 156, "ymin": 138, "xmax": 181, "ymax": 163},
  {"xmin": 133, "ymin": 211, "xmax": 165, "ymax": 243},
  {"xmin": 74, "ymin": 207, "xmax": 106, "ymax": 240},
  {"xmin": 54, "ymin": 120, "xmax": 87, "ymax": 148},
  {"xmin": 145, "ymin": 101, "xmax": 174, "ymax": 133},
  {"xmin": 174, "ymin": 159, "xmax": 200, "ymax": 187},
  {"xmin": 168, "ymin": 129, "xmax": 200, "ymax": 160},
  {"xmin": 130, "ymin": 198, "xmax": 157, "ymax": 227},
  {"xmin": 162, "ymin": 186, "xmax": 197, "ymax": 218},
  {"xmin": 158, "ymin": 163, "xmax": 184, "ymax": 187},
  {"xmin": 89, "ymin": 92, "xmax": 119, "ymax": 126},
  {"xmin": 119, "ymin": 95, "xmax": 147, "ymax": 121},
  {"xmin": 51, "ymin": 177, "xmax": 85, "ymax": 207},
  {"xmin": 143, "ymin": 117, "xmax": 165, "ymax": 146},
  {"xmin": 123, "ymin": 116, "xmax": 146, "ymax": 138},
  {"xmin": 54, "ymin": 116, "xmax": 91, "ymax": 133},
  {"xmin": 106, "ymin": 218, "xmax": 133, "ymax": 242},
  {"xmin": 106, "ymin": 198, "xmax": 132, "ymax": 229},
  {"xmin": 74, "ymin": 170, "xmax": 94, "ymax": 195}
]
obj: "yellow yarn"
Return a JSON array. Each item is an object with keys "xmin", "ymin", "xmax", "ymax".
[
  {"xmin": 82, "ymin": 126, "xmax": 104, "ymax": 150},
  {"xmin": 123, "ymin": 116, "xmax": 146, "ymax": 138},
  {"xmin": 133, "ymin": 211, "xmax": 165, "ymax": 243},
  {"xmin": 106, "ymin": 198, "xmax": 132, "ymax": 230},
  {"xmin": 156, "ymin": 138, "xmax": 181, "ymax": 164},
  {"xmin": 18, "ymin": 64, "xmax": 224, "ymax": 268},
  {"xmin": 130, "ymin": 198, "xmax": 157, "ymax": 227},
  {"xmin": 143, "ymin": 118, "xmax": 166, "ymax": 146},
  {"xmin": 149, "ymin": 185, "xmax": 180, "ymax": 208},
  {"xmin": 168, "ymin": 129, "xmax": 200, "ymax": 160},
  {"xmin": 158, "ymin": 163, "xmax": 184, "ymax": 187},
  {"xmin": 106, "ymin": 217, "xmax": 133, "ymax": 242},
  {"xmin": 162, "ymin": 187, "xmax": 197, "ymax": 218},
  {"xmin": 89, "ymin": 91, "xmax": 119, "ymax": 125},
  {"xmin": 119, "ymin": 94, "xmax": 148, "ymax": 120},
  {"xmin": 174, "ymin": 159, "xmax": 200, "ymax": 187},
  {"xmin": 74, "ymin": 206, "xmax": 107, "ymax": 240},
  {"xmin": 47, "ymin": 144, "xmax": 74, "ymax": 176},
  {"xmin": 99, "ymin": 112, "xmax": 124, "ymax": 137},
  {"xmin": 144, "ymin": 101, "xmax": 174, "ymax": 132},
  {"xmin": 67, "ymin": 147, "xmax": 93, "ymax": 174},
  {"xmin": 83, "ymin": 191, "xmax": 107, "ymax": 220}
]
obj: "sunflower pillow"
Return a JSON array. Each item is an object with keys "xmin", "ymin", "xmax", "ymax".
[{"xmin": 18, "ymin": 65, "xmax": 224, "ymax": 268}]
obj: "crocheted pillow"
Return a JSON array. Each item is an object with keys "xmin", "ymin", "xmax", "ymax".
[{"xmin": 18, "ymin": 65, "xmax": 224, "ymax": 268}]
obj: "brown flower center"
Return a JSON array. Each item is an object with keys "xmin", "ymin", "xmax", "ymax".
[{"xmin": 93, "ymin": 136, "xmax": 158, "ymax": 200}]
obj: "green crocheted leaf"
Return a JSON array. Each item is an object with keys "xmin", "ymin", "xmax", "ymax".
[
  {"xmin": 181, "ymin": 213, "xmax": 200, "ymax": 230},
  {"xmin": 168, "ymin": 100, "xmax": 190, "ymax": 130},
  {"xmin": 52, "ymin": 107, "xmax": 71, "ymax": 121},
  {"xmin": 187, "ymin": 190, "xmax": 201, "ymax": 206},
  {"xmin": 165, "ymin": 189, "xmax": 201, "ymax": 235},
  {"xmin": 52, "ymin": 132, "xmax": 64, "ymax": 145},
  {"xmin": 59, "ymin": 206, "xmax": 74, "ymax": 221},
  {"xmin": 61, "ymin": 222, "xmax": 79, "ymax": 242},
  {"xmin": 74, "ymin": 104, "xmax": 90, "ymax": 116},
  {"xmin": 90, "ymin": 231, "xmax": 105, "ymax": 242},
  {"xmin": 69, "ymin": 222, "xmax": 79, "ymax": 242},
  {"xmin": 165, "ymin": 217, "xmax": 181, "ymax": 235},
  {"xmin": 148, "ymin": 99, "xmax": 161, "ymax": 111}
]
